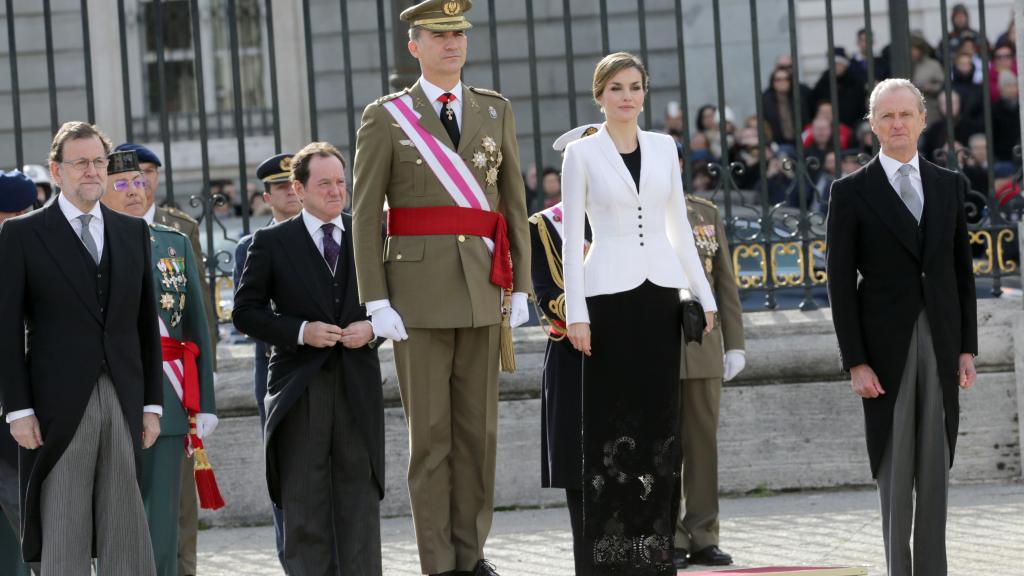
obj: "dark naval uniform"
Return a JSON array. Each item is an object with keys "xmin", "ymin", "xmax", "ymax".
[
  {"xmin": 674, "ymin": 195, "xmax": 744, "ymax": 565},
  {"xmin": 142, "ymin": 223, "xmax": 216, "ymax": 576}
]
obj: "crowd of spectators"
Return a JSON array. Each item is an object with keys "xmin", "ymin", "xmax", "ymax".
[{"xmin": 649, "ymin": 3, "xmax": 1020, "ymax": 217}]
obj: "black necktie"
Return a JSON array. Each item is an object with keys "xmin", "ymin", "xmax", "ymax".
[{"xmin": 438, "ymin": 92, "xmax": 460, "ymax": 149}]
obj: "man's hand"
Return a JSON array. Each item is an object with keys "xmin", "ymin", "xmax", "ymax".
[
  {"xmin": 370, "ymin": 306, "xmax": 408, "ymax": 341},
  {"xmin": 10, "ymin": 415, "xmax": 43, "ymax": 450},
  {"xmin": 723, "ymin": 349, "xmax": 746, "ymax": 382},
  {"xmin": 509, "ymin": 292, "xmax": 530, "ymax": 328},
  {"xmin": 195, "ymin": 413, "xmax": 219, "ymax": 439},
  {"xmin": 303, "ymin": 321, "xmax": 344, "ymax": 348},
  {"xmin": 850, "ymin": 363, "xmax": 885, "ymax": 398},
  {"xmin": 568, "ymin": 322, "xmax": 592, "ymax": 357},
  {"xmin": 340, "ymin": 320, "xmax": 374, "ymax": 349},
  {"xmin": 958, "ymin": 353, "xmax": 977, "ymax": 390},
  {"xmin": 142, "ymin": 413, "xmax": 161, "ymax": 449}
]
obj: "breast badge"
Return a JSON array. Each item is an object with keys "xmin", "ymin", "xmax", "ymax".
[{"xmin": 478, "ymin": 136, "xmax": 503, "ymax": 186}]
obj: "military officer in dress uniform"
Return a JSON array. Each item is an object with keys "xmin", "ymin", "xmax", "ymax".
[
  {"xmin": 232, "ymin": 152, "xmax": 302, "ymax": 569},
  {"xmin": 532, "ymin": 125, "xmax": 597, "ymax": 575},
  {"xmin": 352, "ymin": 1, "xmax": 531, "ymax": 574},
  {"xmin": 100, "ymin": 150, "xmax": 217, "ymax": 576},
  {"xmin": 0, "ymin": 170, "xmax": 38, "ymax": 576},
  {"xmin": 113, "ymin": 142, "xmax": 218, "ymax": 576},
  {"xmin": 671, "ymin": 192, "xmax": 746, "ymax": 569}
]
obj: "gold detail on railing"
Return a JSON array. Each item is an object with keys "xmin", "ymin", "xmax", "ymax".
[
  {"xmin": 807, "ymin": 240, "xmax": 828, "ymax": 285},
  {"xmin": 996, "ymin": 228, "xmax": 1018, "ymax": 273},
  {"xmin": 969, "ymin": 230, "xmax": 993, "ymax": 275},
  {"xmin": 215, "ymin": 276, "xmax": 234, "ymax": 321},
  {"xmin": 732, "ymin": 244, "xmax": 767, "ymax": 288},
  {"xmin": 771, "ymin": 242, "xmax": 805, "ymax": 287}
]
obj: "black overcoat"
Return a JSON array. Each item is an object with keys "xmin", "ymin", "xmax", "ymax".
[
  {"xmin": 0, "ymin": 200, "xmax": 162, "ymax": 561},
  {"xmin": 232, "ymin": 213, "xmax": 384, "ymax": 505},
  {"xmin": 826, "ymin": 156, "xmax": 978, "ymax": 477}
]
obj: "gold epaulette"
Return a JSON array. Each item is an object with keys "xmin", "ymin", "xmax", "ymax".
[
  {"xmin": 468, "ymin": 86, "xmax": 509, "ymax": 102},
  {"xmin": 685, "ymin": 194, "xmax": 718, "ymax": 210},
  {"xmin": 374, "ymin": 88, "xmax": 410, "ymax": 106}
]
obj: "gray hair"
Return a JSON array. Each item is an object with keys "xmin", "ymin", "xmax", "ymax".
[
  {"xmin": 866, "ymin": 78, "xmax": 926, "ymax": 120},
  {"xmin": 408, "ymin": 27, "xmax": 421, "ymax": 41}
]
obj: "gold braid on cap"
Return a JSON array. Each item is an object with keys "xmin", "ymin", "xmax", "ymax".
[{"xmin": 412, "ymin": 15, "xmax": 466, "ymax": 26}]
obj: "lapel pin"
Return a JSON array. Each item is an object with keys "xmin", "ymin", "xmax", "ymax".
[{"xmin": 488, "ymin": 106, "xmax": 497, "ymax": 119}]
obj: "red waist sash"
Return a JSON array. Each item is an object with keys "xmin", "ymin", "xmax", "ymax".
[
  {"xmin": 387, "ymin": 206, "xmax": 513, "ymax": 290},
  {"xmin": 161, "ymin": 337, "xmax": 201, "ymax": 414}
]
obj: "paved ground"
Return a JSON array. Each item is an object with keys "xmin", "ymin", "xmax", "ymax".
[{"xmin": 197, "ymin": 481, "xmax": 1024, "ymax": 575}]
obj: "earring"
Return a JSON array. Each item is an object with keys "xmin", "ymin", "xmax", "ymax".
[
  {"xmin": 640, "ymin": 105, "xmax": 644, "ymax": 112},
  {"xmin": 600, "ymin": 107, "xmax": 605, "ymax": 115}
]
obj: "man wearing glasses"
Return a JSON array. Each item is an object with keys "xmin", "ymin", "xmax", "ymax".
[
  {"xmin": 114, "ymin": 142, "xmax": 217, "ymax": 576},
  {"xmin": 99, "ymin": 150, "xmax": 218, "ymax": 576},
  {"xmin": 0, "ymin": 121, "xmax": 162, "ymax": 573}
]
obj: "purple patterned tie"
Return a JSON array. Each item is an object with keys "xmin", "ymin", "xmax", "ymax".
[{"xmin": 321, "ymin": 223, "xmax": 339, "ymax": 272}]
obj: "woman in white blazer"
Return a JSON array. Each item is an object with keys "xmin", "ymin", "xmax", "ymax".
[{"xmin": 561, "ymin": 52, "xmax": 716, "ymax": 576}]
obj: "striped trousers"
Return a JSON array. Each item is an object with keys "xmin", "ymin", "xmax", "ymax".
[{"xmin": 40, "ymin": 373, "xmax": 156, "ymax": 575}]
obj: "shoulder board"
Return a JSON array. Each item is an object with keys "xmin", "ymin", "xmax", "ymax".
[
  {"xmin": 467, "ymin": 86, "xmax": 508, "ymax": 101},
  {"xmin": 686, "ymin": 195, "xmax": 718, "ymax": 210},
  {"xmin": 375, "ymin": 88, "xmax": 410, "ymax": 106},
  {"xmin": 161, "ymin": 207, "xmax": 199, "ymax": 226},
  {"xmin": 149, "ymin": 223, "xmax": 189, "ymax": 242},
  {"xmin": 528, "ymin": 213, "xmax": 543, "ymax": 225}
]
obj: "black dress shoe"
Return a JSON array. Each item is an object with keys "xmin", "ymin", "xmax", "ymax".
[
  {"xmin": 689, "ymin": 545, "xmax": 733, "ymax": 566},
  {"xmin": 473, "ymin": 559, "xmax": 500, "ymax": 576},
  {"xmin": 672, "ymin": 547, "xmax": 690, "ymax": 569}
]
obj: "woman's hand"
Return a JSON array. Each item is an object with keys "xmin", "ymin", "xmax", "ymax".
[
  {"xmin": 704, "ymin": 311, "xmax": 715, "ymax": 335},
  {"xmin": 568, "ymin": 322, "xmax": 592, "ymax": 357}
]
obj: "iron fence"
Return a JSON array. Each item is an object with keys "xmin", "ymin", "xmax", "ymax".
[{"xmin": 1, "ymin": 0, "xmax": 1020, "ymax": 322}]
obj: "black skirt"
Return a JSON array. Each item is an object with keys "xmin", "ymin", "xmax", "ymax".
[
  {"xmin": 541, "ymin": 337, "xmax": 583, "ymax": 489},
  {"xmin": 582, "ymin": 280, "xmax": 681, "ymax": 576}
]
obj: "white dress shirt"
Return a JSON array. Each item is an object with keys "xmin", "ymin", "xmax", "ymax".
[
  {"xmin": 296, "ymin": 209, "xmax": 345, "ymax": 345},
  {"xmin": 7, "ymin": 195, "xmax": 162, "ymax": 424},
  {"xmin": 878, "ymin": 151, "xmax": 924, "ymax": 209},
  {"xmin": 419, "ymin": 75, "xmax": 463, "ymax": 131},
  {"xmin": 143, "ymin": 203, "xmax": 156, "ymax": 225}
]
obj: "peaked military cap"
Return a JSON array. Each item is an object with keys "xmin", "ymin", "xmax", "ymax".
[
  {"xmin": 114, "ymin": 142, "xmax": 162, "ymax": 167},
  {"xmin": 107, "ymin": 150, "xmax": 141, "ymax": 175},
  {"xmin": 257, "ymin": 153, "xmax": 294, "ymax": 184},
  {"xmin": 401, "ymin": 0, "xmax": 473, "ymax": 31},
  {"xmin": 552, "ymin": 124, "xmax": 602, "ymax": 152},
  {"xmin": 0, "ymin": 170, "xmax": 37, "ymax": 212}
]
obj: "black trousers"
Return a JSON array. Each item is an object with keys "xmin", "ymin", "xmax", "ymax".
[{"xmin": 275, "ymin": 364, "xmax": 381, "ymax": 576}]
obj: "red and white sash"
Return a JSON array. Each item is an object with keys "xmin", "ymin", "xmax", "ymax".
[
  {"xmin": 382, "ymin": 93, "xmax": 495, "ymax": 251},
  {"xmin": 158, "ymin": 315, "xmax": 186, "ymax": 404}
]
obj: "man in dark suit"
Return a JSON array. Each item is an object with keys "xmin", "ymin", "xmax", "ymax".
[
  {"xmin": 0, "ymin": 170, "xmax": 38, "ymax": 576},
  {"xmin": 232, "ymin": 151, "xmax": 300, "ymax": 568},
  {"xmin": 0, "ymin": 121, "xmax": 163, "ymax": 573},
  {"xmin": 826, "ymin": 79, "xmax": 977, "ymax": 576},
  {"xmin": 233, "ymin": 141, "xmax": 384, "ymax": 575}
]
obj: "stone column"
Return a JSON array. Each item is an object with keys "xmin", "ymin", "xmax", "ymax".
[
  {"xmin": 390, "ymin": 0, "xmax": 420, "ymax": 90},
  {"xmin": 271, "ymin": 0, "xmax": 311, "ymax": 150},
  {"xmin": 86, "ymin": 0, "xmax": 127, "ymax": 143}
]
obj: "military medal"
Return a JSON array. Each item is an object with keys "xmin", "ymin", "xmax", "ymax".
[
  {"xmin": 482, "ymin": 136, "xmax": 496, "ymax": 152},
  {"xmin": 488, "ymin": 106, "xmax": 497, "ymax": 119},
  {"xmin": 486, "ymin": 167, "xmax": 499, "ymax": 186},
  {"xmin": 444, "ymin": 102, "xmax": 455, "ymax": 121},
  {"xmin": 168, "ymin": 246, "xmax": 177, "ymax": 257},
  {"xmin": 170, "ymin": 310, "xmax": 182, "ymax": 327},
  {"xmin": 160, "ymin": 293, "xmax": 175, "ymax": 310},
  {"xmin": 472, "ymin": 151, "xmax": 487, "ymax": 168},
  {"xmin": 179, "ymin": 294, "xmax": 187, "ymax": 310}
]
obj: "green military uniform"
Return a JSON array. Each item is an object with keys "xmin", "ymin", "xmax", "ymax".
[
  {"xmin": 352, "ymin": 2, "xmax": 530, "ymax": 573},
  {"xmin": 675, "ymin": 195, "xmax": 745, "ymax": 556},
  {"xmin": 154, "ymin": 206, "xmax": 215, "ymax": 576},
  {"xmin": 142, "ymin": 224, "xmax": 216, "ymax": 576}
]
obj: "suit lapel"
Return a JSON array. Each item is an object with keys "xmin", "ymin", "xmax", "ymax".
[
  {"xmin": 458, "ymin": 88, "xmax": 483, "ymax": 155},
  {"xmin": 919, "ymin": 159, "xmax": 944, "ymax": 267},
  {"xmin": 410, "ymin": 83, "xmax": 457, "ymax": 151},
  {"xmin": 36, "ymin": 201, "xmax": 103, "ymax": 324},
  {"xmin": 281, "ymin": 217, "xmax": 334, "ymax": 319},
  {"xmin": 862, "ymin": 157, "xmax": 920, "ymax": 260},
  {"xmin": 595, "ymin": 125, "xmax": 639, "ymax": 197}
]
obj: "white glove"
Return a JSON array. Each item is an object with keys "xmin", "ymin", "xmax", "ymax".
[
  {"xmin": 370, "ymin": 306, "xmax": 409, "ymax": 341},
  {"xmin": 195, "ymin": 413, "xmax": 219, "ymax": 439},
  {"xmin": 723, "ymin": 349, "xmax": 746, "ymax": 382},
  {"xmin": 509, "ymin": 292, "xmax": 530, "ymax": 328}
]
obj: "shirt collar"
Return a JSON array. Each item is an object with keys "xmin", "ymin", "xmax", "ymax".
[
  {"xmin": 419, "ymin": 75, "xmax": 463, "ymax": 105},
  {"xmin": 143, "ymin": 203, "xmax": 156, "ymax": 225},
  {"xmin": 57, "ymin": 193, "xmax": 103, "ymax": 224},
  {"xmin": 301, "ymin": 209, "xmax": 345, "ymax": 239},
  {"xmin": 878, "ymin": 150, "xmax": 920, "ymax": 181}
]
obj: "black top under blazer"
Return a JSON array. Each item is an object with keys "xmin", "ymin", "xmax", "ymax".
[{"xmin": 826, "ymin": 156, "xmax": 977, "ymax": 478}]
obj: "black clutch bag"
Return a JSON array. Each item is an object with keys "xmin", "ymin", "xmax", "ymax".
[{"xmin": 679, "ymin": 289, "xmax": 707, "ymax": 344}]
